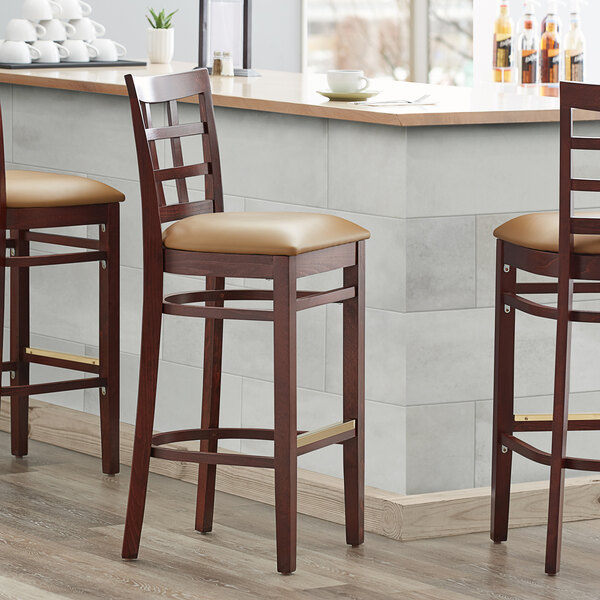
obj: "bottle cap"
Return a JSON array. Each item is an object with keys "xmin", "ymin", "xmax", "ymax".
[
  {"xmin": 223, "ymin": 51, "xmax": 232, "ymax": 57},
  {"xmin": 214, "ymin": 51, "xmax": 223, "ymax": 57}
]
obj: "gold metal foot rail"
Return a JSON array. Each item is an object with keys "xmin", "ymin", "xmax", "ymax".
[
  {"xmin": 25, "ymin": 347, "xmax": 100, "ymax": 374},
  {"xmin": 513, "ymin": 413, "xmax": 600, "ymax": 432}
]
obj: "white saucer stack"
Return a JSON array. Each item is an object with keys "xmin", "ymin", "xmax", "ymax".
[{"xmin": 0, "ymin": 0, "xmax": 127, "ymax": 65}]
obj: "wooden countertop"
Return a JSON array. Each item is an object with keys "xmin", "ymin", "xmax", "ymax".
[{"xmin": 0, "ymin": 60, "xmax": 571, "ymax": 127}]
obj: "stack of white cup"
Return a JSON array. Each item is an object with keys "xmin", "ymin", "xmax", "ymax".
[{"xmin": 0, "ymin": 0, "xmax": 127, "ymax": 65}]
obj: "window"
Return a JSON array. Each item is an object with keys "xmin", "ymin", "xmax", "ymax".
[{"xmin": 305, "ymin": 0, "xmax": 473, "ymax": 86}]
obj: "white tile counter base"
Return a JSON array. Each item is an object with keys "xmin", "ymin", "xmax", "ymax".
[{"xmin": 5, "ymin": 83, "xmax": 600, "ymax": 496}]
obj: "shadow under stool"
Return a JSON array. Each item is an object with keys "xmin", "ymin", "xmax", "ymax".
[
  {"xmin": 121, "ymin": 68, "xmax": 371, "ymax": 574},
  {"xmin": 491, "ymin": 81, "xmax": 600, "ymax": 575},
  {"xmin": 0, "ymin": 105, "xmax": 124, "ymax": 475}
]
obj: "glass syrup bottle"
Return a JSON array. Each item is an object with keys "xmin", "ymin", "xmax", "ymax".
[
  {"xmin": 493, "ymin": 1, "xmax": 514, "ymax": 83},
  {"xmin": 564, "ymin": 0, "xmax": 585, "ymax": 82},
  {"xmin": 540, "ymin": 6, "xmax": 561, "ymax": 94},
  {"xmin": 518, "ymin": 1, "xmax": 540, "ymax": 86},
  {"xmin": 541, "ymin": 0, "xmax": 563, "ymax": 35}
]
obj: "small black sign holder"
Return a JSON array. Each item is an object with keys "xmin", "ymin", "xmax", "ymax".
[{"xmin": 197, "ymin": 0, "xmax": 260, "ymax": 77}]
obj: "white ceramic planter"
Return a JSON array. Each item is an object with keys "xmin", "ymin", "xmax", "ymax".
[{"xmin": 147, "ymin": 27, "xmax": 174, "ymax": 64}]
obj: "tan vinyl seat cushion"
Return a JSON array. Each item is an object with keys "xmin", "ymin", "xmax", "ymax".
[
  {"xmin": 6, "ymin": 170, "xmax": 125, "ymax": 208},
  {"xmin": 494, "ymin": 211, "xmax": 600, "ymax": 254},
  {"xmin": 162, "ymin": 212, "xmax": 371, "ymax": 256}
]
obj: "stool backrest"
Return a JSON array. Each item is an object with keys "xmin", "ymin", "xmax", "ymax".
[
  {"xmin": 560, "ymin": 81, "xmax": 600, "ymax": 257},
  {"xmin": 125, "ymin": 69, "xmax": 223, "ymax": 249}
]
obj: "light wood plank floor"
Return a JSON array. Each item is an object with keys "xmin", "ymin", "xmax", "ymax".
[{"xmin": 0, "ymin": 432, "xmax": 599, "ymax": 600}]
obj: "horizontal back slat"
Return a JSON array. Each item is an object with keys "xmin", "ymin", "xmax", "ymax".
[
  {"xmin": 133, "ymin": 69, "xmax": 210, "ymax": 104},
  {"xmin": 155, "ymin": 163, "xmax": 210, "ymax": 182},
  {"xmin": 160, "ymin": 199, "xmax": 214, "ymax": 223},
  {"xmin": 570, "ymin": 217, "xmax": 600, "ymax": 235},
  {"xmin": 571, "ymin": 137, "xmax": 600, "ymax": 151},
  {"xmin": 146, "ymin": 122, "xmax": 207, "ymax": 141},
  {"xmin": 561, "ymin": 81, "xmax": 600, "ymax": 112},
  {"xmin": 571, "ymin": 178, "xmax": 600, "ymax": 193}
]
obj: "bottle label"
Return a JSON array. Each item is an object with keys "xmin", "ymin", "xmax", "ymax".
[
  {"xmin": 566, "ymin": 52, "xmax": 584, "ymax": 82},
  {"xmin": 541, "ymin": 48, "xmax": 560, "ymax": 83},
  {"xmin": 520, "ymin": 49, "xmax": 538, "ymax": 84},
  {"xmin": 494, "ymin": 33, "xmax": 512, "ymax": 69}
]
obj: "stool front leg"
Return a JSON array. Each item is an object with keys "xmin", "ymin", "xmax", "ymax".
[
  {"xmin": 10, "ymin": 230, "xmax": 30, "ymax": 458},
  {"xmin": 122, "ymin": 265, "xmax": 163, "ymax": 559},
  {"xmin": 273, "ymin": 256, "xmax": 298, "ymax": 575},
  {"xmin": 195, "ymin": 275, "xmax": 225, "ymax": 533},
  {"xmin": 491, "ymin": 240, "xmax": 516, "ymax": 543},
  {"xmin": 99, "ymin": 203, "xmax": 120, "ymax": 475},
  {"xmin": 343, "ymin": 241, "xmax": 365, "ymax": 547}
]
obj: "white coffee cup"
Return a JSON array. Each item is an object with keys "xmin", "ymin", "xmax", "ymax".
[
  {"xmin": 39, "ymin": 19, "xmax": 75, "ymax": 42},
  {"xmin": 0, "ymin": 40, "xmax": 42, "ymax": 63},
  {"xmin": 327, "ymin": 70, "xmax": 369, "ymax": 94},
  {"xmin": 56, "ymin": 0, "xmax": 91, "ymax": 20},
  {"xmin": 6, "ymin": 19, "xmax": 47, "ymax": 42},
  {"xmin": 90, "ymin": 39, "xmax": 126, "ymax": 62},
  {"xmin": 32, "ymin": 39, "xmax": 69, "ymax": 62},
  {"xmin": 22, "ymin": 0, "xmax": 62, "ymax": 22},
  {"xmin": 68, "ymin": 18, "xmax": 106, "ymax": 41},
  {"xmin": 61, "ymin": 39, "xmax": 98, "ymax": 61}
]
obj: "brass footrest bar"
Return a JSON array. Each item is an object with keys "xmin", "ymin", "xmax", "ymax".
[
  {"xmin": 515, "ymin": 413, "xmax": 600, "ymax": 422},
  {"xmin": 7, "ymin": 250, "xmax": 106, "ymax": 269},
  {"xmin": 296, "ymin": 420, "xmax": 356, "ymax": 455},
  {"xmin": 25, "ymin": 347, "xmax": 100, "ymax": 374},
  {"xmin": 0, "ymin": 376, "xmax": 104, "ymax": 397},
  {"xmin": 513, "ymin": 413, "xmax": 600, "ymax": 432},
  {"xmin": 501, "ymin": 434, "xmax": 600, "ymax": 471}
]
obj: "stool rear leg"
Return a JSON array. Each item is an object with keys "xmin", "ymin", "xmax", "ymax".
[
  {"xmin": 195, "ymin": 275, "xmax": 225, "ymax": 533},
  {"xmin": 99, "ymin": 204, "xmax": 120, "ymax": 475},
  {"xmin": 343, "ymin": 241, "xmax": 365, "ymax": 547},
  {"xmin": 273, "ymin": 256, "xmax": 297, "ymax": 575},
  {"xmin": 545, "ymin": 278, "xmax": 573, "ymax": 575},
  {"xmin": 491, "ymin": 240, "xmax": 516, "ymax": 543},
  {"xmin": 10, "ymin": 230, "xmax": 30, "ymax": 458},
  {"xmin": 122, "ymin": 266, "xmax": 163, "ymax": 559}
]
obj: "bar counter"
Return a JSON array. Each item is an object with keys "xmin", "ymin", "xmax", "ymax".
[
  {"xmin": 2, "ymin": 62, "xmax": 599, "ymax": 498},
  {"xmin": 0, "ymin": 61, "xmax": 571, "ymax": 127}
]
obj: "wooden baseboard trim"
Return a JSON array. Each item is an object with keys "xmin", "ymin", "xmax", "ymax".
[{"xmin": 2, "ymin": 398, "xmax": 600, "ymax": 541}]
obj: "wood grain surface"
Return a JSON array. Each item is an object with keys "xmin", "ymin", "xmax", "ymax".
[
  {"xmin": 0, "ymin": 62, "xmax": 590, "ymax": 128},
  {"xmin": 0, "ymin": 432, "xmax": 600, "ymax": 598},
  {"xmin": 1, "ymin": 398, "xmax": 600, "ymax": 545}
]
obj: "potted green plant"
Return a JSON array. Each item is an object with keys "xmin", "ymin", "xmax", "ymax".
[{"xmin": 146, "ymin": 8, "xmax": 178, "ymax": 64}]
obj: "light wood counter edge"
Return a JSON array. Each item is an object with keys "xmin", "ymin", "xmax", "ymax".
[{"xmin": 0, "ymin": 68, "xmax": 570, "ymax": 128}]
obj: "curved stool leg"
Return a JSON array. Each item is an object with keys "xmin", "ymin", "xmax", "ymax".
[
  {"xmin": 99, "ymin": 203, "xmax": 120, "ymax": 475},
  {"xmin": 195, "ymin": 276, "xmax": 225, "ymax": 533},
  {"xmin": 122, "ymin": 267, "xmax": 163, "ymax": 559},
  {"xmin": 10, "ymin": 230, "xmax": 30, "ymax": 458},
  {"xmin": 491, "ymin": 241, "xmax": 516, "ymax": 542},
  {"xmin": 273, "ymin": 256, "xmax": 297, "ymax": 575},
  {"xmin": 343, "ymin": 241, "xmax": 365, "ymax": 547},
  {"xmin": 545, "ymin": 278, "xmax": 573, "ymax": 575}
]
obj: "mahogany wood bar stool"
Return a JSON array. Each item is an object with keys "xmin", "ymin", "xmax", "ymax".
[
  {"xmin": 121, "ymin": 69, "xmax": 370, "ymax": 574},
  {"xmin": 0, "ymin": 106, "xmax": 124, "ymax": 475},
  {"xmin": 491, "ymin": 81, "xmax": 600, "ymax": 574}
]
